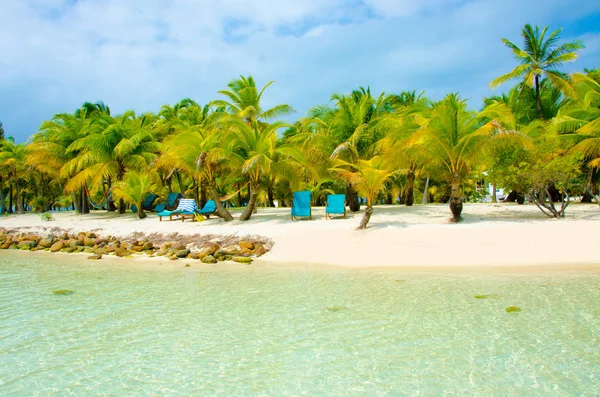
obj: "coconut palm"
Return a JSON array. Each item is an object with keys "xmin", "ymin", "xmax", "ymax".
[
  {"xmin": 300, "ymin": 88, "xmax": 395, "ymax": 211},
  {"xmin": 158, "ymin": 126, "xmax": 235, "ymax": 221},
  {"xmin": 223, "ymin": 118, "xmax": 306, "ymax": 221},
  {"xmin": 64, "ymin": 111, "xmax": 159, "ymax": 213},
  {"xmin": 417, "ymin": 94, "xmax": 519, "ymax": 221},
  {"xmin": 0, "ymin": 137, "xmax": 28, "ymax": 214},
  {"xmin": 112, "ymin": 171, "xmax": 157, "ymax": 219},
  {"xmin": 330, "ymin": 156, "xmax": 399, "ymax": 229},
  {"xmin": 210, "ymin": 75, "xmax": 294, "ymax": 125},
  {"xmin": 490, "ymin": 24, "xmax": 584, "ymax": 120}
]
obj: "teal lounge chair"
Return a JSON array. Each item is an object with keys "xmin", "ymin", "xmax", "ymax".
[
  {"xmin": 157, "ymin": 198, "xmax": 197, "ymax": 222},
  {"xmin": 198, "ymin": 200, "xmax": 217, "ymax": 218},
  {"xmin": 291, "ymin": 191, "xmax": 312, "ymax": 220},
  {"xmin": 165, "ymin": 192, "xmax": 182, "ymax": 210},
  {"xmin": 142, "ymin": 194, "xmax": 159, "ymax": 211},
  {"xmin": 325, "ymin": 194, "xmax": 346, "ymax": 219}
]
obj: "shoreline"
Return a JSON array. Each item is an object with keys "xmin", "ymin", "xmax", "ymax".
[{"xmin": 2, "ymin": 203, "xmax": 600, "ymax": 269}]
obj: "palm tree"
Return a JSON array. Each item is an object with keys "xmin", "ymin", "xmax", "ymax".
[
  {"xmin": 64, "ymin": 111, "xmax": 159, "ymax": 213},
  {"xmin": 301, "ymin": 88, "xmax": 395, "ymax": 211},
  {"xmin": 223, "ymin": 118, "xmax": 306, "ymax": 221},
  {"xmin": 112, "ymin": 171, "xmax": 156, "ymax": 219},
  {"xmin": 330, "ymin": 156, "xmax": 399, "ymax": 229},
  {"xmin": 158, "ymin": 122, "xmax": 235, "ymax": 221},
  {"xmin": 210, "ymin": 75, "xmax": 294, "ymax": 125},
  {"xmin": 0, "ymin": 137, "xmax": 27, "ymax": 214},
  {"xmin": 490, "ymin": 24, "xmax": 584, "ymax": 119},
  {"xmin": 417, "ymin": 94, "xmax": 519, "ymax": 221}
]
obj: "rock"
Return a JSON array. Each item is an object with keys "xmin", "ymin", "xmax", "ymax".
[
  {"xmin": 88, "ymin": 254, "xmax": 102, "ymax": 260},
  {"xmin": 190, "ymin": 252, "xmax": 201, "ymax": 260},
  {"xmin": 95, "ymin": 238, "xmax": 106, "ymax": 246},
  {"xmin": 105, "ymin": 245, "xmax": 117, "ymax": 253},
  {"xmin": 198, "ymin": 242, "xmax": 219, "ymax": 259},
  {"xmin": 142, "ymin": 242, "xmax": 153, "ymax": 250},
  {"xmin": 239, "ymin": 241, "xmax": 255, "ymax": 251},
  {"xmin": 171, "ymin": 242, "xmax": 186, "ymax": 251},
  {"xmin": 505, "ymin": 306, "xmax": 522, "ymax": 313},
  {"xmin": 18, "ymin": 240, "xmax": 36, "ymax": 250},
  {"xmin": 69, "ymin": 240, "xmax": 81, "ymax": 248},
  {"xmin": 60, "ymin": 247, "xmax": 76, "ymax": 253},
  {"xmin": 120, "ymin": 242, "xmax": 129, "ymax": 250},
  {"xmin": 215, "ymin": 245, "xmax": 241, "ymax": 258},
  {"xmin": 169, "ymin": 255, "xmax": 179, "ymax": 260},
  {"xmin": 201, "ymin": 255, "xmax": 218, "ymax": 264},
  {"xmin": 155, "ymin": 249, "xmax": 167, "ymax": 256},
  {"xmin": 231, "ymin": 256, "xmax": 252, "ymax": 264},
  {"xmin": 94, "ymin": 248, "xmax": 107, "ymax": 255},
  {"xmin": 254, "ymin": 244, "xmax": 269, "ymax": 257},
  {"xmin": 175, "ymin": 249, "xmax": 190, "ymax": 258},
  {"xmin": 75, "ymin": 246, "xmax": 85, "ymax": 253},
  {"xmin": 38, "ymin": 239, "xmax": 53, "ymax": 248},
  {"xmin": 50, "ymin": 241, "xmax": 65, "ymax": 252},
  {"xmin": 83, "ymin": 237, "xmax": 95, "ymax": 247},
  {"xmin": 114, "ymin": 247, "xmax": 129, "ymax": 257},
  {"xmin": 83, "ymin": 247, "xmax": 94, "ymax": 254},
  {"xmin": 1, "ymin": 241, "xmax": 12, "ymax": 249},
  {"xmin": 161, "ymin": 242, "xmax": 172, "ymax": 250},
  {"xmin": 131, "ymin": 245, "xmax": 144, "ymax": 252}
]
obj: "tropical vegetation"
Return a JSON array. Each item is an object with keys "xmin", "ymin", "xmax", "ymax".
[{"xmin": 1, "ymin": 24, "xmax": 598, "ymax": 227}]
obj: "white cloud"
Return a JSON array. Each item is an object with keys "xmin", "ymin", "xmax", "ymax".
[{"xmin": 0, "ymin": 0, "xmax": 599, "ymax": 141}]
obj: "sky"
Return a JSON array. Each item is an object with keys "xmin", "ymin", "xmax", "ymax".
[{"xmin": 1, "ymin": 0, "xmax": 600, "ymax": 143}]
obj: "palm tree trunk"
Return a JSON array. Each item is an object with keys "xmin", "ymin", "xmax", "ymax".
[
  {"xmin": 491, "ymin": 185, "xmax": 497, "ymax": 203},
  {"xmin": 207, "ymin": 179, "xmax": 233, "ymax": 221},
  {"xmin": 422, "ymin": 177, "xmax": 429, "ymax": 204},
  {"xmin": 237, "ymin": 183, "xmax": 243, "ymax": 207},
  {"xmin": 535, "ymin": 74, "xmax": 544, "ymax": 120},
  {"xmin": 175, "ymin": 171, "xmax": 185, "ymax": 195},
  {"xmin": 8, "ymin": 183, "xmax": 13, "ymax": 213},
  {"xmin": 347, "ymin": 183, "xmax": 360, "ymax": 212},
  {"xmin": 404, "ymin": 171, "xmax": 415, "ymax": 206},
  {"xmin": 15, "ymin": 181, "xmax": 25, "ymax": 214},
  {"xmin": 118, "ymin": 198, "xmax": 126, "ymax": 214},
  {"xmin": 358, "ymin": 205, "xmax": 373, "ymax": 229},
  {"xmin": 0, "ymin": 177, "xmax": 4, "ymax": 214},
  {"xmin": 240, "ymin": 182, "xmax": 259, "ymax": 221},
  {"xmin": 267, "ymin": 186, "xmax": 275, "ymax": 207},
  {"xmin": 82, "ymin": 189, "xmax": 90, "ymax": 214},
  {"xmin": 73, "ymin": 191, "xmax": 81, "ymax": 213},
  {"xmin": 449, "ymin": 173, "xmax": 463, "ymax": 222},
  {"xmin": 138, "ymin": 206, "xmax": 147, "ymax": 219}
]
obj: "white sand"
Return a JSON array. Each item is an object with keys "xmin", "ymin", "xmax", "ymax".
[{"xmin": 1, "ymin": 203, "xmax": 599, "ymax": 268}]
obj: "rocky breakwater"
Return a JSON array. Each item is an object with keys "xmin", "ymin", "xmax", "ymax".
[{"xmin": 0, "ymin": 228, "xmax": 271, "ymax": 265}]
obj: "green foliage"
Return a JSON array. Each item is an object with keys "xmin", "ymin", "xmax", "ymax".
[
  {"xmin": 40, "ymin": 213, "xmax": 53, "ymax": 221},
  {"xmin": 505, "ymin": 306, "xmax": 521, "ymax": 313},
  {"xmin": 52, "ymin": 289, "xmax": 75, "ymax": 295}
]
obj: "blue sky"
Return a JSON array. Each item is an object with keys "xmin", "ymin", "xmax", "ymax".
[{"xmin": 1, "ymin": 0, "xmax": 599, "ymax": 143}]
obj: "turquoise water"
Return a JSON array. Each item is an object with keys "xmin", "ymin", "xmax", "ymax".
[{"xmin": 1, "ymin": 252, "xmax": 599, "ymax": 396}]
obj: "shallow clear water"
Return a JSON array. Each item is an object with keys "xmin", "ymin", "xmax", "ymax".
[{"xmin": 1, "ymin": 252, "xmax": 599, "ymax": 396}]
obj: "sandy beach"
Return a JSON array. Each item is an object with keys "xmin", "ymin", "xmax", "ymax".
[{"xmin": 1, "ymin": 203, "xmax": 599, "ymax": 268}]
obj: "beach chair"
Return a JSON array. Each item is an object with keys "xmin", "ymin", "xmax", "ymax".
[
  {"xmin": 198, "ymin": 200, "xmax": 217, "ymax": 218},
  {"xmin": 156, "ymin": 198, "xmax": 197, "ymax": 222},
  {"xmin": 165, "ymin": 192, "xmax": 182, "ymax": 210},
  {"xmin": 325, "ymin": 194, "xmax": 346, "ymax": 219},
  {"xmin": 291, "ymin": 191, "xmax": 312, "ymax": 220},
  {"xmin": 142, "ymin": 194, "xmax": 159, "ymax": 211}
]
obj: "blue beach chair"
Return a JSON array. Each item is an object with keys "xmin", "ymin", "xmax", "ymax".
[
  {"xmin": 165, "ymin": 192, "xmax": 182, "ymax": 210},
  {"xmin": 198, "ymin": 200, "xmax": 217, "ymax": 218},
  {"xmin": 325, "ymin": 194, "xmax": 346, "ymax": 219},
  {"xmin": 291, "ymin": 191, "xmax": 312, "ymax": 220},
  {"xmin": 157, "ymin": 198, "xmax": 197, "ymax": 222},
  {"xmin": 142, "ymin": 194, "xmax": 159, "ymax": 211}
]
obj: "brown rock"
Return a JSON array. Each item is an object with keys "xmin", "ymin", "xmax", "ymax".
[
  {"xmin": 88, "ymin": 254, "xmax": 102, "ymax": 260},
  {"xmin": 1, "ymin": 241, "xmax": 13, "ymax": 249},
  {"xmin": 239, "ymin": 241, "xmax": 255, "ymax": 251},
  {"xmin": 94, "ymin": 248, "xmax": 107, "ymax": 255},
  {"xmin": 105, "ymin": 245, "xmax": 116, "ymax": 253},
  {"xmin": 190, "ymin": 252, "xmax": 201, "ymax": 260},
  {"xmin": 142, "ymin": 242, "xmax": 153, "ymax": 250},
  {"xmin": 38, "ymin": 239, "xmax": 53, "ymax": 248},
  {"xmin": 175, "ymin": 249, "xmax": 190, "ymax": 258},
  {"xmin": 201, "ymin": 255, "xmax": 218, "ymax": 264},
  {"xmin": 131, "ymin": 245, "xmax": 144, "ymax": 252},
  {"xmin": 50, "ymin": 241, "xmax": 65, "ymax": 252},
  {"xmin": 83, "ymin": 237, "xmax": 95, "ymax": 247},
  {"xmin": 114, "ymin": 247, "xmax": 129, "ymax": 257},
  {"xmin": 69, "ymin": 240, "xmax": 81, "ymax": 248},
  {"xmin": 161, "ymin": 242, "xmax": 172, "ymax": 250},
  {"xmin": 254, "ymin": 244, "xmax": 269, "ymax": 257},
  {"xmin": 60, "ymin": 247, "xmax": 76, "ymax": 253}
]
